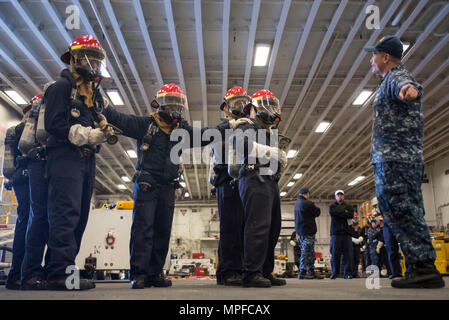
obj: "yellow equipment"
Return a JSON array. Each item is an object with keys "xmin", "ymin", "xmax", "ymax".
[
  {"xmin": 400, "ymin": 233, "xmax": 449, "ymax": 275},
  {"xmin": 117, "ymin": 201, "xmax": 134, "ymax": 210},
  {"xmin": 431, "ymin": 233, "xmax": 449, "ymax": 275}
]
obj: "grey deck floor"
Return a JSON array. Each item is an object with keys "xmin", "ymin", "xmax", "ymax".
[{"xmin": 0, "ymin": 278, "xmax": 448, "ymax": 300}]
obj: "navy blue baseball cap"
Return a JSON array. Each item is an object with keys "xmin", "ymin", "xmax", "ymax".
[
  {"xmin": 364, "ymin": 35, "xmax": 403, "ymax": 59},
  {"xmin": 299, "ymin": 187, "xmax": 310, "ymax": 195}
]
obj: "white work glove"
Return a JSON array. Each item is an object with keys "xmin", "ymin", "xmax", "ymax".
[
  {"xmin": 290, "ymin": 240, "xmax": 297, "ymax": 246},
  {"xmin": 229, "ymin": 117, "xmax": 252, "ymax": 130},
  {"xmin": 68, "ymin": 124, "xmax": 106, "ymax": 147},
  {"xmin": 358, "ymin": 236, "xmax": 363, "ymax": 243},
  {"xmin": 351, "ymin": 237, "xmax": 359, "ymax": 245},
  {"xmin": 361, "ymin": 245, "xmax": 366, "ymax": 253},
  {"xmin": 376, "ymin": 241, "xmax": 384, "ymax": 254},
  {"xmin": 250, "ymin": 143, "xmax": 287, "ymax": 167}
]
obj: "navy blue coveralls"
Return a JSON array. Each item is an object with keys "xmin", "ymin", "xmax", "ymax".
[
  {"xmin": 211, "ymin": 121, "xmax": 244, "ymax": 282},
  {"xmin": 6, "ymin": 123, "xmax": 31, "ymax": 287},
  {"xmin": 21, "ymin": 134, "xmax": 50, "ymax": 282},
  {"xmin": 44, "ymin": 69, "xmax": 97, "ymax": 281},
  {"xmin": 328, "ymin": 201, "xmax": 354, "ymax": 277},
  {"xmin": 104, "ymin": 106, "xmax": 228, "ymax": 281},
  {"xmin": 234, "ymin": 121, "xmax": 282, "ymax": 283}
]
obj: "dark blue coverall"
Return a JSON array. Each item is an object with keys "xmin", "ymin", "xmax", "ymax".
[
  {"xmin": 44, "ymin": 69, "xmax": 98, "ymax": 282},
  {"xmin": 104, "ymin": 106, "xmax": 228, "ymax": 282},
  {"xmin": 211, "ymin": 121, "xmax": 244, "ymax": 283},
  {"xmin": 21, "ymin": 140, "xmax": 50, "ymax": 282},
  {"xmin": 5, "ymin": 123, "xmax": 31, "ymax": 289},
  {"xmin": 234, "ymin": 121, "xmax": 282, "ymax": 284}
]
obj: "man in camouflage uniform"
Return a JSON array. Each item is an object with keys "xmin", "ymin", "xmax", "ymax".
[
  {"xmin": 295, "ymin": 187, "xmax": 323, "ymax": 279},
  {"xmin": 365, "ymin": 36, "xmax": 444, "ymax": 288}
]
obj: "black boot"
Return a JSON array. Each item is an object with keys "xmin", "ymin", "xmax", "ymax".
[
  {"xmin": 242, "ymin": 274, "xmax": 271, "ymax": 288},
  {"xmin": 47, "ymin": 277, "xmax": 95, "ymax": 290},
  {"xmin": 309, "ymin": 270, "xmax": 324, "ymax": 280},
  {"xmin": 21, "ymin": 276, "xmax": 48, "ymax": 290},
  {"xmin": 297, "ymin": 271, "xmax": 313, "ymax": 280},
  {"xmin": 146, "ymin": 274, "xmax": 172, "ymax": 287},
  {"xmin": 130, "ymin": 275, "xmax": 146, "ymax": 289},
  {"xmin": 391, "ymin": 262, "xmax": 445, "ymax": 289},
  {"xmin": 265, "ymin": 274, "xmax": 286, "ymax": 286},
  {"xmin": 216, "ymin": 273, "xmax": 224, "ymax": 285},
  {"xmin": 5, "ymin": 279, "xmax": 21, "ymax": 290},
  {"xmin": 223, "ymin": 273, "xmax": 242, "ymax": 286}
]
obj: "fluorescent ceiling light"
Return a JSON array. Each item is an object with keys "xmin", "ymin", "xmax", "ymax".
[
  {"xmin": 315, "ymin": 121, "xmax": 331, "ymax": 133},
  {"xmin": 4, "ymin": 90, "xmax": 27, "ymax": 105},
  {"xmin": 286, "ymin": 149, "xmax": 298, "ymax": 159},
  {"xmin": 126, "ymin": 150, "xmax": 137, "ymax": 158},
  {"xmin": 348, "ymin": 176, "xmax": 365, "ymax": 186},
  {"xmin": 403, "ymin": 43, "xmax": 410, "ymax": 53},
  {"xmin": 107, "ymin": 90, "xmax": 124, "ymax": 106},
  {"xmin": 352, "ymin": 90, "xmax": 372, "ymax": 106},
  {"xmin": 101, "ymin": 64, "xmax": 111, "ymax": 78},
  {"xmin": 287, "ymin": 181, "xmax": 295, "ymax": 187},
  {"xmin": 184, "ymin": 192, "xmax": 190, "ymax": 198},
  {"xmin": 180, "ymin": 182, "xmax": 186, "ymax": 188},
  {"xmin": 280, "ymin": 191, "xmax": 287, "ymax": 197},
  {"xmin": 293, "ymin": 173, "xmax": 303, "ymax": 180},
  {"xmin": 121, "ymin": 176, "xmax": 131, "ymax": 182},
  {"xmin": 117, "ymin": 184, "xmax": 127, "ymax": 190},
  {"xmin": 254, "ymin": 44, "xmax": 271, "ymax": 67}
]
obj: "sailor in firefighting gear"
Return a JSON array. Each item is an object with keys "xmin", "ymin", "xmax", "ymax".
[
  {"xmin": 103, "ymin": 83, "xmax": 247, "ymax": 289},
  {"xmin": 4, "ymin": 104, "xmax": 32, "ymax": 290},
  {"xmin": 230, "ymin": 89, "xmax": 287, "ymax": 287},
  {"xmin": 18, "ymin": 93, "xmax": 52, "ymax": 290},
  {"xmin": 212, "ymin": 87, "xmax": 248, "ymax": 286},
  {"xmin": 43, "ymin": 35, "xmax": 110, "ymax": 290}
]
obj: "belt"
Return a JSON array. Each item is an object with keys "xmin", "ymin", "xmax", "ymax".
[{"xmin": 80, "ymin": 147, "xmax": 94, "ymax": 157}]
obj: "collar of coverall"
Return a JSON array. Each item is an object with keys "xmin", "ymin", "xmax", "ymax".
[
  {"xmin": 151, "ymin": 112, "xmax": 179, "ymax": 135},
  {"xmin": 72, "ymin": 70, "xmax": 94, "ymax": 108}
]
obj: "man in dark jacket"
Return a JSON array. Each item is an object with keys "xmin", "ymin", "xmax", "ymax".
[
  {"xmin": 328, "ymin": 190, "xmax": 354, "ymax": 279},
  {"xmin": 295, "ymin": 187, "xmax": 322, "ymax": 279},
  {"xmin": 4, "ymin": 106, "xmax": 31, "ymax": 290}
]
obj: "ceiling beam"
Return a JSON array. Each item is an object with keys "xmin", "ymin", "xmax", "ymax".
[
  {"xmin": 8, "ymin": 0, "xmax": 65, "ymax": 69},
  {"xmin": 103, "ymin": 0, "xmax": 153, "ymax": 115},
  {"xmin": 132, "ymin": 0, "xmax": 164, "ymax": 88},
  {"xmin": 280, "ymin": 0, "xmax": 348, "ymax": 135},
  {"xmin": 264, "ymin": 0, "xmax": 291, "ymax": 90},
  {"xmin": 163, "ymin": 0, "xmax": 192, "ymax": 123},
  {"xmin": 0, "ymin": 45, "xmax": 41, "ymax": 93},
  {"xmin": 0, "ymin": 16, "xmax": 53, "ymax": 82},
  {"xmin": 222, "ymin": 0, "xmax": 230, "ymax": 94},
  {"xmin": 88, "ymin": 0, "xmax": 143, "ymax": 117},
  {"xmin": 194, "ymin": 0, "xmax": 208, "ymax": 127},
  {"xmin": 242, "ymin": 0, "xmax": 261, "ymax": 91},
  {"xmin": 278, "ymin": 0, "xmax": 321, "ymax": 108}
]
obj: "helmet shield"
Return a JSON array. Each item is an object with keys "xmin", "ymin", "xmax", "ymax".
[
  {"xmin": 222, "ymin": 94, "xmax": 251, "ymax": 117},
  {"xmin": 153, "ymin": 91, "xmax": 187, "ymax": 122}
]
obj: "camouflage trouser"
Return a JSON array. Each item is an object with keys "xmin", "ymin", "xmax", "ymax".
[
  {"xmin": 299, "ymin": 235, "xmax": 315, "ymax": 272},
  {"xmin": 374, "ymin": 162, "xmax": 436, "ymax": 264}
]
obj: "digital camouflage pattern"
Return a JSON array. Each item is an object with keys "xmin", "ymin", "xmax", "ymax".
[
  {"xmin": 299, "ymin": 234, "xmax": 316, "ymax": 272},
  {"xmin": 374, "ymin": 162, "xmax": 436, "ymax": 264},
  {"xmin": 370, "ymin": 64, "xmax": 424, "ymax": 164}
]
